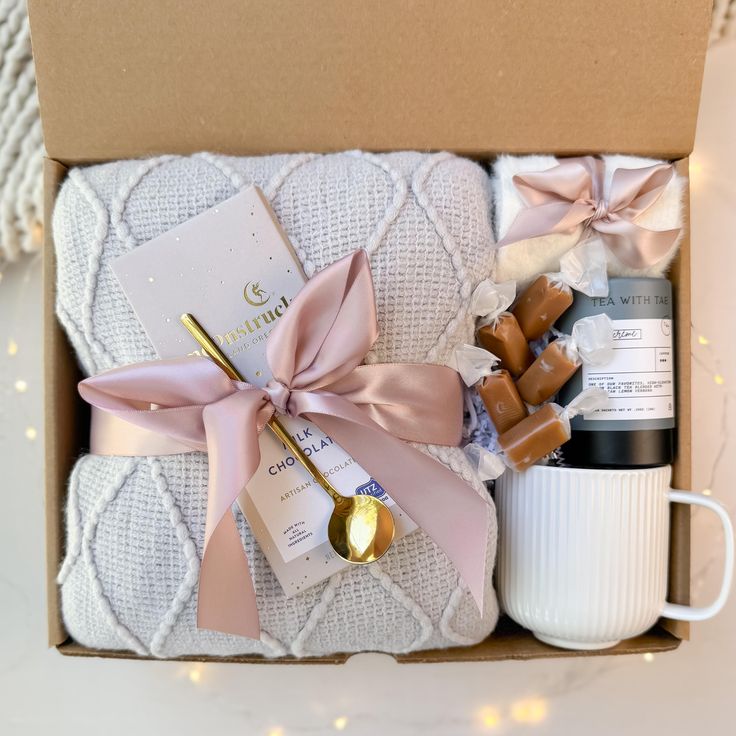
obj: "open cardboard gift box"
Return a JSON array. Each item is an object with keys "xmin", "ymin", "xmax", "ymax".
[{"xmin": 29, "ymin": 0, "xmax": 712, "ymax": 663}]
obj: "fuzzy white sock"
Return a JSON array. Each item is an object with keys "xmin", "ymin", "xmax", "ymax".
[{"xmin": 491, "ymin": 154, "xmax": 686, "ymax": 287}]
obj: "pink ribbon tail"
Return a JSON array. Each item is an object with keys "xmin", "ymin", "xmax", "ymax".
[
  {"xmin": 198, "ymin": 513, "xmax": 259, "ymax": 638},
  {"xmin": 197, "ymin": 389, "xmax": 274, "ymax": 637}
]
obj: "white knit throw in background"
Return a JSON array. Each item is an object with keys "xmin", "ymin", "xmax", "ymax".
[
  {"xmin": 53, "ymin": 151, "xmax": 499, "ymax": 658},
  {"xmin": 712, "ymin": 0, "xmax": 736, "ymax": 41},
  {"xmin": 0, "ymin": 0, "xmax": 43, "ymax": 265}
]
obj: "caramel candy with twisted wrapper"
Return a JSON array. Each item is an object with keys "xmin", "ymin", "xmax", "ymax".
[
  {"xmin": 516, "ymin": 314, "xmax": 614, "ymax": 406},
  {"xmin": 477, "ymin": 313, "xmax": 533, "ymax": 377},
  {"xmin": 478, "ymin": 370, "xmax": 528, "ymax": 434},
  {"xmin": 497, "ymin": 404, "xmax": 570, "ymax": 471},
  {"xmin": 512, "ymin": 275, "xmax": 573, "ymax": 341},
  {"xmin": 498, "ymin": 388, "xmax": 608, "ymax": 471},
  {"xmin": 511, "ymin": 240, "xmax": 610, "ymax": 341},
  {"xmin": 516, "ymin": 340, "xmax": 579, "ymax": 406}
]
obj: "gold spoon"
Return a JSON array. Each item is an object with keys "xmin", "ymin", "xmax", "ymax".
[{"xmin": 181, "ymin": 313, "xmax": 395, "ymax": 564}]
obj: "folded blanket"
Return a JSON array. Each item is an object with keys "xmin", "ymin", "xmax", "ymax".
[
  {"xmin": 492, "ymin": 154, "xmax": 685, "ymax": 287},
  {"xmin": 53, "ymin": 151, "xmax": 499, "ymax": 658}
]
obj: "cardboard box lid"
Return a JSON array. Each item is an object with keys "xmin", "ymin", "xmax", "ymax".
[{"xmin": 29, "ymin": 0, "xmax": 711, "ymax": 163}]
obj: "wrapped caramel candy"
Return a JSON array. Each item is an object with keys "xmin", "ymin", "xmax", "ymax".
[
  {"xmin": 471, "ymin": 279, "xmax": 533, "ymax": 376},
  {"xmin": 516, "ymin": 314, "xmax": 613, "ymax": 405},
  {"xmin": 513, "ymin": 274, "xmax": 572, "ymax": 340},
  {"xmin": 498, "ymin": 404, "xmax": 568, "ymax": 471},
  {"xmin": 477, "ymin": 315, "xmax": 533, "ymax": 377},
  {"xmin": 448, "ymin": 343, "xmax": 528, "ymax": 434},
  {"xmin": 478, "ymin": 371, "xmax": 528, "ymax": 434},
  {"xmin": 512, "ymin": 240, "xmax": 609, "ymax": 341},
  {"xmin": 497, "ymin": 388, "xmax": 608, "ymax": 471},
  {"xmin": 516, "ymin": 340, "xmax": 577, "ymax": 405}
]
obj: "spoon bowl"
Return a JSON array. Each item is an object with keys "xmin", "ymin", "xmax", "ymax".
[
  {"xmin": 265, "ymin": 410, "xmax": 396, "ymax": 564},
  {"xmin": 328, "ymin": 495, "xmax": 395, "ymax": 563}
]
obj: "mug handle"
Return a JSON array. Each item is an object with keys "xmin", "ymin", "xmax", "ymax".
[{"xmin": 661, "ymin": 489, "xmax": 735, "ymax": 622}]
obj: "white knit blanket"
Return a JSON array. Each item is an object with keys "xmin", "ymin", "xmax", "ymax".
[{"xmin": 53, "ymin": 151, "xmax": 499, "ymax": 658}]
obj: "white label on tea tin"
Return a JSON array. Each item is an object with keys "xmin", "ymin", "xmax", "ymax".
[{"xmin": 581, "ymin": 318, "xmax": 674, "ymax": 421}]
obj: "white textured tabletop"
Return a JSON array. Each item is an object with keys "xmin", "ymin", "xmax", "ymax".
[{"xmin": 1, "ymin": 42, "xmax": 734, "ymax": 736}]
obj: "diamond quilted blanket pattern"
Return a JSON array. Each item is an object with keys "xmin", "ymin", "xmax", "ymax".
[{"xmin": 53, "ymin": 151, "xmax": 499, "ymax": 658}]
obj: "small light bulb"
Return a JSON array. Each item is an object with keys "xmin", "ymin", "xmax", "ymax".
[
  {"xmin": 7, "ymin": 339, "xmax": 18, "ymax": 356},
  {"xmin": 698, "ymin": 335, "xmax": 710, "ymax": 346},
  {"xmin": 25, "ymin": 426, "xmax": 37, "ymax": 441},
  {"xmin": 477, "ymin": 706, "xmax": 501, "ymax": 730},
  {"xmin": 14, "ymin": 379, "xmax": 28, "ymax": 393},
  {"xmin": 32, "ymin": 222, "xmax": 44, "ymax": 246},
  {"xmin": 714, "ymin": 374, "xmax": 725, "ymax": 386},
  {"xmin": 511, "ymin": 698, "xmax": 548, "ymax": 724},
  {"xmin": 643, "ymin": 652, "xmax": 655, "ymax": 663},
  {"xmin": 188, "ymin": 668, "xmax": 201, "ymax": 683},
  {"xmin": 266, "ymin": 728, "xmax": 284, "ymax": 736},
  {"xmin": 702, "ymin": 489, "xmax": 712, "ymax": 496},
  {"xmin": 333, "ymin": 716, "xmax": 348, "ymax": 731}
]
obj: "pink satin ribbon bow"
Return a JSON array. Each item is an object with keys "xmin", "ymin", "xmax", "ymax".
[
  {"xmin": 79, "ymin": 250, "xmax": 489, "ymax": 639},
  {"xmin": 497, "ymin": 156, "xmax": 680, "ymax": 268}
]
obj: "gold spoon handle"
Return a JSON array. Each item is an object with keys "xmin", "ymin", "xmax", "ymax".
[{"xmin": 180, "ymin": 313, "xmax": 343, "ymax": 503}]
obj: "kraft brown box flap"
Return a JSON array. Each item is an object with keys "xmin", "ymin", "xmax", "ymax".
[{"xmin": 28, "ymin": 0, "xmax": 711, "ymax": 163}]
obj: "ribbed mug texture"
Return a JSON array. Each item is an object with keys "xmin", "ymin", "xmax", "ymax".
[{"xmin": 496, "ymin": 465, "xmax": 671, "ymax": 648}]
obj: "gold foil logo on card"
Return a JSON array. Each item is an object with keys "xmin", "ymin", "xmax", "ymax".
[{"xmin": 244, "ymin": 280, "xmax": 270, "ymax": 306}]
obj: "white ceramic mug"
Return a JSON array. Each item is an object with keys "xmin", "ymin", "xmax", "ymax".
[{"xmin": 496, "ymin": 465, "xmax": 734, "ymax": 650}]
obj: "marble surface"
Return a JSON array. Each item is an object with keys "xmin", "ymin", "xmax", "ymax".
[{"xmin": 1, "ymin": 41, "xmax": 734, "ymax": 736}]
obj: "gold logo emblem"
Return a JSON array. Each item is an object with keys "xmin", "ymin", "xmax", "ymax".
[{"xmin": 243, "ymin": 280, "xmax": 270, "ymax": 307}]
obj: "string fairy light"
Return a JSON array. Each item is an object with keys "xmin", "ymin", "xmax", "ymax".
[
  {"xmin": 689, "ymin": 157, "xmax": 704, "ymax": 188},
  {"xmin": 689, "ymin": 325, "xmax": 734, "ymax": 600},
  {"xmin": 24, "ymin": 427, "xmax": 37, "ymax": 441},
  {"xmin": 14, "ymin": 379, "xmax": 28, "ymax": 393},
  {"xmin": 643, "ymin": 652, "xmax": 655, "ymax": 663},
  {"xmin": 7, "ymin": 338, "xmax": 18, "ymax": 356},
  {"xmin": 511, "ymin": 698, "xmax": 548, "ymax": 725},
  {"xmin": 333, "ymin": 715, "xmax": 348, "ymax": 731},
  {"xmin": 477, "ymin": 706, "xmax": 502, "ymax": 730},
  {"xmin": 266, "ymin": 728, "xmax": 284, "ymax": 736},
  {"xmin": 32, "ymin": 222, "xmax": 44, "ymax": 248}
]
